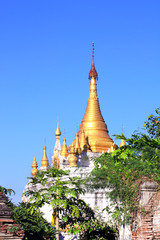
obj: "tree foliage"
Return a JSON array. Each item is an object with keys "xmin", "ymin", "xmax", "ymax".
[
  {"xmin": 69, "ymin": 217, "xmax": 116, "ymax": 240},
  {"xmin": 12, "ymin": 202, "xmax": 56, "ymax": 240},
  {"xmin": 25, "ymin": 168, "xmax": 117, "ymax": 239},
  {"xmin": 144, "ymin": 107, "xmax": 160, "ymax": 139},
  {"xmin": 25, "ymin": 168, "xmax": 95, "ymax": 231},
  {"xmin": 0, "ymin": 185, "xmax": 55, "ymax": 240},
  {"xmin": 88, "ymin": 108, "xmax": 160, "ymax": 226},
  {"xmin": 0, "ymin": 186, "xmax": 15, "ymax": 196}
]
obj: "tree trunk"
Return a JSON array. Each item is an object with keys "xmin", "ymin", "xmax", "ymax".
[{"xmin": 56, "ymin": 215, "xmax": 59, "ymax": 240}]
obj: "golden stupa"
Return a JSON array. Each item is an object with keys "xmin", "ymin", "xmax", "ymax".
[
  {"xmin": 55, "ymin": 122, "xmax": 61, "ymax": 139},
  {"xmin": 41, "ymin": 145, "xmax": 49, "ymax": 168},
  {"xmin": 61, "ymin": 137, "xmax": 69, "ymax": 157},
  {"xmin": 119, "ymin": 139, "xmax": 126, "ymax": 147},
  {"xmin": 78, "ymin": 44, "xmax": 116, "ymax": 152},
  {"xmin": 31, "ymin": 157, "xmax": 38, "ymax": 178},
  {"xmin": 68, "ymin": 143, "xmax": 78, "ymax": 167}
]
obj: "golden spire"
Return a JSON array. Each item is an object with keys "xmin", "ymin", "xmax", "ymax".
[
  {"xmin": 55, "ymin": 121, "xmax": 61, "ymax": 139},
  {"xmin": 53, "ymin": 121, "xmax": 61, "ymax": 157},
  {"xmin": 61, "ymin": 137, "xmax": 69, "ymax": 157},
  {"xmin": 78, "ymin": 43, "xmax": 115, "ymax": 152},
  {"xmin": 75, "ymin": 133, "xmax": 81, "ymax": 155},
  {"xmin": 119, "ymin": 139, "xmax": 126, "ymax": 147},
  {"xmin": 89, "ymin": 43, "xmax": 98, "ymax": 79},
  {"xmin": 31, "ymin": 157, "xmax": 38, "ymax": 178},
  {"xmin": 68, "ymin": 143, "xmax": 78, "ymax": 167},
  {"xmin": 41, "ymin": 146, "xmax": 49, "ymax": 168}
]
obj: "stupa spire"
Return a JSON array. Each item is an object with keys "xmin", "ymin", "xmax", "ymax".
[
  {"xmin": 89, "ymin": 42, "xmax": 98, "ymax": 79},
  {"xmin": 41, "ymin": 146, "xmax": 49, "ymax": 168},
  {"xmin": 61, "ymin": 137, "xmax": 69, "ymax": 157},
  {"xmin": 54, "ymin": 121, "xmax": 61, "ymax": 155},
  {"xmin": 55, "ymin": 121, "xmax": 61, "ymax": 139},
  {"xmin": 79, "ymin": 43, "xmax": 115, "ymax": 152},
  {"xmin": 119, "ymin": 139, "xmax": 126, "ymax": 147},
  {"xmin": 120, "ymin": 126, "xmax": 126, "ymax": 147}
]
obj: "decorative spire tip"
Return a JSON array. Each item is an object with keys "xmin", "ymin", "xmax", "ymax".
[
  {"xmin": 89, "ymin": 42, "xmax": 98, "ymax": 79},
  {"xmin": 92, "ymin": 42, "xmax": 94, "ymax": 61}
]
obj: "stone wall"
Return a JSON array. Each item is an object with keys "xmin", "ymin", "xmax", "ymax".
[{"xmin": 131, "ymin": 181, "xmax": 160, "ymax": 240}]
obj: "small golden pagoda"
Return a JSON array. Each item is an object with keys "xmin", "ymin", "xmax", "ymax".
[
  {"xmin": 54, "ymin": 121, "xmax": 61, "ymax": 155},
  {"xmin": 31, "ymin": 157, "xmax": 38, "ymax": 178},
  {"xmin": 119, "ymin": 139, "xmax": 126, "ymax": 147},
  {"xmin": 41, "ymin": 145, "xmax": 49, "ymax": 168},
  {"xmin": 78, "ymin": 43, "xmax": 116, "ymax": 152},
  {"xmin": 61, "ymin": 137, "xmax": 69, "ymax": 157},
  {"xmin": 68, "ymin": 143, "xmax": 78, "ymax": 167},
  {"xmin": 108, "ymin": 143, "xmax": 118, "ymax": 153},
  {"xmin": 55, "ymin": 122, "xmax": 61, "ymax": 138}
]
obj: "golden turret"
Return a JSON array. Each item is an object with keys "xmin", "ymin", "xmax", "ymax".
[
  {"xmin": 79, "ymin": 43, "xmax": 115, "ymax": 152},
  {"xmin": 75, "ymin": 133, "xmax": 81, "ymax": 155},
  {"xmin": 41, "ymin": 146, "xmax": 49, "ymax": 168},
  {"xmin": 31, "ymin": 157, "xmax": 38, "ymax": 178},
  {"xmin": 54, "ymin": 121, "xmax": 61, "ymax": 156},
  {"xmin": 68, "ymin": 143, "xmax": 78, "ymax": 167},
  {"xmin": 55, "ymin": 121, "xmax": 61, "ymax": 139},
  {"xmin": 61, "ymin": 137, "xmax": 69, "ymax": 157},
  {"xmin": 119, "ymin": 139, "xmax": 126, "ymax": 147}
]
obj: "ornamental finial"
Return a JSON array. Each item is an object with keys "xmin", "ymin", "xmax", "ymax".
[
  {"xmin": 89, "ymin": 42, "xmax": 98, "ymax": 79},
  {"xmin": 92, "ymin": 42, "xmax": 94, "ymax": 61},
  {"xmin": 55, "ymin": 120, "xmax": 61, "ymax": 137}
]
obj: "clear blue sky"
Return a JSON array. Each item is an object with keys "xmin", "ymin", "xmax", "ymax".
[{"xmin": 0, "ymin": 0, "xmax": 160, "ymax": 204}]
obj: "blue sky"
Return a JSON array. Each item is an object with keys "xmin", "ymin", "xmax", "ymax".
[{"xmin": 0, "ymin": 0, "xmax": 160, "ymax": 204}]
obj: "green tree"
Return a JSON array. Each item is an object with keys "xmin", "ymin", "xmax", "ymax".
[
  {"xmin": 144, "ymin": 107, "xmax": 160, "ymax": 139},
  {"xmin": 0, "ymin": 185, "xmax": 55, "ymax": 240},
  {"xmin": 69, "ymin": 217, "xmax": 116, "ymax": 240},
  {"xmin": 25, "ymin": 168, "xmax": 95, "ymax": 234},
  {"xmin": 24, "ymin": 167, "xmax": 117, "ymax": 239},
  {"xmin": 12, "ymin": 202, "xmax": 56, "ymax": 240},
  {"xmin": 0, "ymin": 186, "xmax": 15, "ymax": 196},
  {"xmin": 0, "ymin": 185, "xmax": 15, "ymax": 209},
  {"xmin": 88, "ymin": 108, "xmax": 160, "ymax": 229}
]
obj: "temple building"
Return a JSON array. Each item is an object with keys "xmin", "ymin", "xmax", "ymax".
[
  {"xmin": 30, "ymin": 44, "xmax": 118, "ymax": 176},
  {"xmin": 24, "ymin": 44, "xmax": 129, "ymax": 239},
  {"xmin": 26, "ymin": 45, "xmax": 160, "ymax": 240}
]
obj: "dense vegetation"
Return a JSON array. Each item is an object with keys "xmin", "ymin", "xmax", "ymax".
[
  {"xmin": 0, "ymin": 187, "xmax": 56, "ymax": 240},
  {"xmin": 89, "ymin": 107, "xmax": 160, "ymax": 228},
  {"xmin": 25, "ymin": 167, "xmax": 116, "ymax": 239}
]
